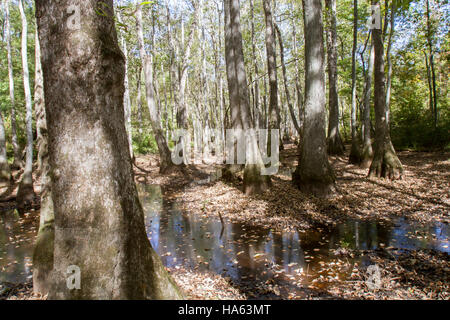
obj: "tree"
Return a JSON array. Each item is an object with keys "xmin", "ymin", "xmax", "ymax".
[
  {"xmin": 262, "ymin": 0, "xmax": 282, "ymax": 151},
  {"xmin": 35, "ymin": 0, "xmax": 182, "ymax": 299},
  {"xmin": 369, "ymin": 0, "xmax": 403, "ymax": 179},
  {"xmin": 3, "ymin": 0, "xmax": 21, "ymax": 169},
  {"xmin": 32, "ymin": 29, "xmax": 54, "ymax": 295},
  {"xmin": 16, "ymin": 0, "xmax": 35, "ymax": 212},
  {"xmin": 293, "ymin": 0, "xmax": 335, "ymax": 198},
  {"xmin": 325, "ymin": 0, "xmax": 345, "ymax": 155},
  {"xmin": 361, "ymin": 33, "xmax": 375, "ymax": 168},
  {"xmin": 224, "ymin": 0, "xmax": 271, "ymax": 195},
  {"xmin": 349, "ymin": 0, "xmax": 362, "ymax": 164},
  {"xmin": 274, "ymin": 23, "xmax": 301, "ymax": 136},
  {"xmin": 136, "ymin": 4, "xmax": 174, "ymax": 173}
]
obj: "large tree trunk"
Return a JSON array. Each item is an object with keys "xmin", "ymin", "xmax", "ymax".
[
  {"xmin": 224, "ymin": 0, "xmax": 271, "ymax": 195},
  {"xmin": 35, "ymin": 0, "xmax": 182, "ymax": 299},
  {"xmin": 361, "ymin": 35, "xmax": 374, "ymax": 168},
  {"xmin": 262, "ymin": 0, "xmax": 283, "ymax": 152},
  {"xmin": 136, "ymin": 4, "xmax": 174, "ymax": 173},
  {"xmin": 325, "ymin": 0, "xmax": 345, "ymax": 155},
  {"xmin": 349, "ymin": 0, "xmax": 361, "ymax": 164},
  {"xmin": 0, "ymin": 111, "xmax": 11, "ymax": 186},
  {"xmin": 385, "ymin": 3, "xmax": 395, "ymax": 112},
  {"xmin": 3, "ymin": 0, "xmax": 21, "ymax": 169},
  {"xmin": 293, "ymin": 0, "xmax": 335, "ymax": 198},
  {"xmin": 368, "ymin": 0, "xmax": 403, "ymax": 180},
  {"xmin": 32, "ymin": 30, "xmax": 54, "ymax": 295},
  {"xmin": 17, "ymin": 0, "xmax": 35, "ymax": 213}
]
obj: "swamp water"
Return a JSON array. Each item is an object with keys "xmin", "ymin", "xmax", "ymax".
[{"xmin": 1, "ymin": 183, "xmax": 448, "ymax": 296}]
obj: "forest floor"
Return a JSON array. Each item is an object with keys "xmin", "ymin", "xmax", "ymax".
[{"xmin": 1, "ymin": 144, "xmax": 449, "ymax": 300}]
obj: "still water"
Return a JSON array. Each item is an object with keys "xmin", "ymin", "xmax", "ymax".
[{"xmin": 0, "ymin": 184, "xmax": 448, "ymax": 291}]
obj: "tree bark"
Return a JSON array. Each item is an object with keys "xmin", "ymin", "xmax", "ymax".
[
  {"xmin": 17, "ymin": 0, "xmax": 35, "ymax": 213},
  {"xmin": 3, "ymin": 0, "xmax": 21, "ymax": 169},
  {"xmin": 224, "ymin": 0, "xmax": 271, "ymax": 194},
  {"xmin": 262, "ymin": 0, "xmax": 282, "ymax": 152},
  {"xmin": 361, "ymin": 35, "xmax": 374, "ymax": 168},
  {"xmin": 136, "ymin": 4, "xmax": 174, "ymax": 173},
  {"xmin": 35, "ymin": 0, "xmax": 182, "ymax": 299},
  {"xmin": 32, "ymin": 29, "xmax": 54, "ymax": 295},
  {"xmin": 293, "ymin": 0, "xmax": 335, "ymax": 198},
  {"xmin": 349, "ymin": 0, "xmax": 361, "ymax": 164},
  {"xmin": 325, "ymin": 0, "xmax": 345, "ymax": 155},
  {"xmin": 369, "ymin": 0, "xmax": 403, "ymax": 180}
]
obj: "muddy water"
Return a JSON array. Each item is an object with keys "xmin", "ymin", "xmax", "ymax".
[{"xmin": 0, "ymin": 183, "xmax": 448, "ymax": 291}]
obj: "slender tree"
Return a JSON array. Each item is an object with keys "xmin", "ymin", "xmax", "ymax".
[
  {"xmin": 349, "ymin": 0, "xmax": 362, "ymax": 164},
  {"xmin": 369, "ymin": 0, "xmax": 403, "ymax": 179},
  {"xmin": 325, "ymin": 0, "xmax": 345, "ymax": 155},
  {"xmin": 17, "ymin": 0, "xmax": 35, "ymax": 211},
  {"xmin": 274, "ymin": 24, "xmax": 301, "ymax": 136},
  {"xmin": 35, "ymin": 0, "xmax": 182, "ymax": 299},
  {"xmin": 3, "ymin": 0, "xmax": 21, "ymax": 169},
  {"xmin": 136, "ymin": 4, "xmax": 174, "ymax": 173},
  {"xmin": 293, "ymin": 0, "xmax": 335, "ymax": 198}
]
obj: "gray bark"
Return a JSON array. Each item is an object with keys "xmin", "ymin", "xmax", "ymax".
[
  {"xmin": 3, "ymin": 0, "xmax": 21, "ymax": 169},
  {"xmin": 224, "ymin": 0, "xmax": 271, "ymax": 194},
  {"xmin": 32, "ymin": 30, "xmax": 54, "ymax": 295},
  {"xmin": 35, "ymin": 0, "xmax": 182, "ymax": 299},
  {"xmin": 293, "ymin": 0, "xmax": 335, "ymax": 198},
  {"xmin": 262, "ymin": 0, "xmax": 282, "ymax": 151},
  {"xmin": 17, "ymin": 0, "xmax": 35, "ymax": 212},
  {"xmin": 361, "ymin": 35, "xmax": 374, "ymax": 168},
  {"xmin": 325, "ymin": 0, "xmax": 345, "ymax": 155},
  {"xmin": 349, "ymin": 0, "xmax": 361, "ymax": 164}
]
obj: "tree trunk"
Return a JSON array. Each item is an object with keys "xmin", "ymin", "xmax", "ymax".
[
  {"xmin": 385, "ymin": 2, "xmax": 395, "ymax": 112},
  {"xmin": 369, "ymin": 0, "xmax": 403, "ymax": 180},
  {"xmin": 361, "ymin": 35, "xmax": 374, "ymax": 168},
  {"xmin": 224, "ymin": 0, "xmax": 271, "ymax": 194},
  {"xmin": 293, "ymin": 0, "xmax": 335, "ymax": 198},
  {"xmin": 136, "ymin": 4, "xmax": 174, "ymax": 173},
  {"xmin": 0, "ymin": 111, "xmax": 11, "ymax": 186},
  {"xmin": 17, "ymin": 0, "xmax": 35, "ymax": 213},
  {"xmin": 349, "ymin": 0, "xmax": 361, "ymax": 164},
  {"xmin": 35, "ymin": 0, "xmax": 182, "ymax": 299},
  {"xmin": 425, "ymin": 0, "xmax": 438, "ymax": 129},
  {"xmin": 32, "ymin": 30, "xmax": 54, "ymax": 295},
  {"xmin": 262, "ymin": 0, "xmax": 282, "ymax": 152},
  {"xmin": 325, "ymin": 0, "xmax": 345, "ymax": 155},
  {"xmin": 3, "ymin": 0, "xmax": 21, "ymax": 169}
]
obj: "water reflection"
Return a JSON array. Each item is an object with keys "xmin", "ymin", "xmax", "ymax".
[
  {"xmin": 139, "ymin": 184, "xmax": 450, "ymax": 288},
  {"xmin": 0, "ymin": 211, "xmax": 36, "ymax": 284}
]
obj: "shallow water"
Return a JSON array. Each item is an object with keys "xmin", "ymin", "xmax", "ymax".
[
  {"xmin": 139, "ymin": 184, "xmax": 449, "ymax": 293},
  {"xmin": 0, "ymin": 183, "xmax": 448, "ymax": 290}
]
